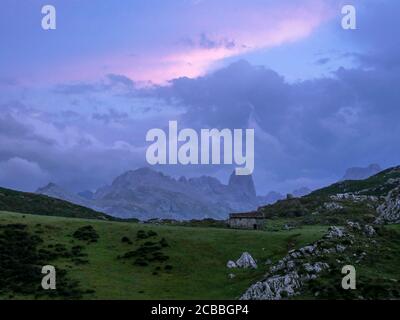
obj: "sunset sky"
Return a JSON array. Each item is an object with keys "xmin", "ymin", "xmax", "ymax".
[{"xmin": 1, "ymin": 0, "xmax": 399, "ymax": 195}]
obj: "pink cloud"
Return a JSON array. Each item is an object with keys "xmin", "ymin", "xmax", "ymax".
[
  {"xmin": 121, "ymin": 1, "xmax": 336, "ymax": 83},
  {"xmin": 28, "ymin": 0, "xmax": 337, "ymax": 86}
]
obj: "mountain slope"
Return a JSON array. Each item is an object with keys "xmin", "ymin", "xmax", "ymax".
[
  {"xmin": 0, "ymin": 187, "xmax": 113, "ymax": 220},
  {"xmin": 341, "ymin": 163, "xmax": 382, "ymax": 181},
  {"xmin": 312, "ymin": 166, "xmax": 400, "ymax": 197},
  {"xmin": 257, "ymin": 166, "xmax": 400, "ymax": 224},
  {"xmin": 37, "ymin": 167, "xmax": 261, "ymax": 220},
  {"xmin": 0, "ymin": 210, "xmax": 326, "ymax": 299}
]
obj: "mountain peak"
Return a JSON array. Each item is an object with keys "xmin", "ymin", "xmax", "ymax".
[
  {"xmin": 342, "ymin": 164, "xmax": 382, "ymax": 181},
  {"xmin": 36, "ymin": 182, "xmax": 61, "ymax": 193},
  {"xmin": 228, "ymin": 171, "xmax": 256, "ymax": 197}
]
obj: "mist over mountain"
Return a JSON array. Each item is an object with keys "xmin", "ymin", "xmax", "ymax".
[
  {"xmin": 292, "ymin": 187, "xmax": 312, "ymax": 198},
  {"xmin": 341, "ymin": 164, "xmax": 382, "ymax": 181},
  {"xmin": 37, "ymin": 167, "xmax": 261, "ymax": 220},
  {"xmin": 37, "ymin": 167, "xmax": 319, "ymax": 220},
  {"xmin": 37, "ymin": 183, "xmax": 90, "ymax": 208}
]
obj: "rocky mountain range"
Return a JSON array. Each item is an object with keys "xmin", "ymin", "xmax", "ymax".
[
  {"xmin": 341, "ymin": 163, "xmax": 382, "ymax": 181},
  {"xmin": 37, "ymin": 164, "xmax": 379, "ymax": 221},
  {"xmin": 37, "ymin": 168, "xmax": 263, "ymax": 220}
]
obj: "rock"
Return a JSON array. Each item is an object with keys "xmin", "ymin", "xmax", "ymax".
[
  {"xmin": 347, "ymin": 221, "xmax": 362, "ymax": 231},
  {"xmin": 364, "ymin": 225, "xmax": 376, "ymax": 237},
  {"xmin": 241, "ymin": 272, "xmax": 301, "ymax": 300},
  {"xmin": 228, "ymin": 273, "xmax": 236, "ymax": 279},
  {"xmin": 270, "ymin": 259, "xmax": 286, "ymax": 273},
  {"xmin": 323, "ymin": 202, "xmax": 344, "ymax": 211},
  {"xmin": 227, "ymin": 260, "xmax": 237, "ymax": 269},
  {"xmin": 241, "ymin": 228, "xmax": 346, "ymax": 300},
  {"xmin": 325, "ymin": 226, "xmax": 346, "ymax": 239},
  {"xmin": 303, "ymin": 262, "xmax": 329, "ymax": 274},
  {"xmin": 322, "ymin": 248, "xmax": 335, "ymax": 255},
  {"xmin": 387, "ymin": 178, "xmax": 400, "ymax": 185},
  {"xmin": 236, "ymin": 252, "xmax": 257, "ymax": 269},
  {"xmin": 336, "ymin": 244, "xmax": 346, "ymax": 253},
  {"xmin": 290, "ymin": 251, "xmax": 302, "ymax": 259},
  {"xmin": 286, "ymin": 260, "xmax": 296, "ymax": 271},
  {"xmin": 331, "ymin": 193, "xmax": 379, "ymax": 202},
  {"xmin": 299, "ymin": 245, "xmax": 316, "ymax": 256},
  {"xmin": 375, "ymin": 187, "xmax": 400, "ymax": 224}
]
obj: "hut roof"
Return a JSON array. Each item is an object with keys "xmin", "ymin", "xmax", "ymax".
[{"xmin": 229, "ymin": 211, "xmax": 264, "ymax": 219}]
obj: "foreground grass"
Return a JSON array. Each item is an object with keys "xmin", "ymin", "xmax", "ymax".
[{"xmin": 0, "ymin": 211, "xmax": 326, "ymax": 300}]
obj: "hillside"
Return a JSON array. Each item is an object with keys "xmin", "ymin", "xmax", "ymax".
[
  {"xmin": 0, "ymin": 211, "xmax": 326, "ymax": 299},
  {"xmin": 0, "ymin": 187, "xmax": 113, "ymax": 221},
  {"xmin": 236, "ymin": 166, "xmax": 400, "ymax": 300},
  {"xmin": 311, "ymin": 166, "xmax": 400, "ymax": 197},
  {"xmin": 1, "ymin": 166, "xmax": 399, "ymax": 300},
  {"xmin": 257, "ymin": 166, "xmax": 400, "ymax": 225}
]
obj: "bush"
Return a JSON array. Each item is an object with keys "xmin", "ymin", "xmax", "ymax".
[
  {"xmin": 72, "ymin": 225, "xmax": 99, "ymax": 243},
  {"xmin": 136, "ymin": 230, "xmax": 158, "ymax": 240},
  {"xmin": 159, "ymin": 238, "xmax": 169, "ymax": 248},
  {"xmin": 121, "ymin": 236, "xmax": 132, "ymax": 244}
]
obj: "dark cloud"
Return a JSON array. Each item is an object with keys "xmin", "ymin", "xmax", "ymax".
[
  {"xmin": 53, "ymin": 74, "xmax": 136, "ymax": 96},
  {"xmin": 315, "ymin": 57, "xmax": 330, "ymax": 65},
  {"xmin": 0, "ymin": 157, "xmax": 49, "ymax": 192},
  {"xmin": 179, "ymin": 33, "xmax": 237, "ymax": 50},
  {"xmin": 92, "ymin": 108, "xmax": 129, "ymax": 124},
  {"xmin": 152, "ymin": 49, "xmax": 400, "ymax": 191},
  {"xmin": 2, "ymin": 0, "xmax": 400, "ymax": 195},
  {"xmin": 106, "ymin": 74, "xmax": 135, "ymax": 89},
  {"xmin": 53, "ymin": 83, "xmax": 99, "ymax": 95}
]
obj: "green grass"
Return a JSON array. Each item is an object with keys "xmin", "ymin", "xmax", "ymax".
[
  {"xmin": 299, "ymin": 224, "xmax": 400, "ymax": 300},
  {"xmin": 0, "ymin": 187, "xmax": 112, "ymax": 220},
  {"xmin": 310, "ymin": 166, "xmax": 400, "ymax": 197},
  {"xmin": 0, "ymin": 211, "xmax": 326, "ymax": 300}
]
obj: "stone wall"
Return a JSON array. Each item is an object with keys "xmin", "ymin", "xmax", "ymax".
[{"xmin": 228, "ymin": 218, "xmax": 265, "ymax": 230}]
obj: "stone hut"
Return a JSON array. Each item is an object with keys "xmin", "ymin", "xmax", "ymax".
[{"xmin": 228, "ymin": 212, "xmax": 266, "ymax": 230}]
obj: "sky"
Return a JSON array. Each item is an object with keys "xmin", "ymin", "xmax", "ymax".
[{"xmin": 0, "ymin": 0, "xmax": 399, "ymax": 195}]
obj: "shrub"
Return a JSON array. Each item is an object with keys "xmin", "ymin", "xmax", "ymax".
[
  {"xmin": 72, "ymin": 225, "xmax": 99, "ymax": 243},
  {"xmin": 121, "ymin": 236, "xmax": 132, "ymax": 244}
]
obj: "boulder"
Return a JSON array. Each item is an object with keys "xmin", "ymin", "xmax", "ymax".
[
  {"xmin": 336, "ymin": 244, "xmax": 346, "ymax": 253},
  {"xmin": 364, "ymin": 225, "xmax": 376, "ymax": 237},
  {"xmin": 236, "ymin": 252, "xmax": 257, "ymax": 269},
  {"xmin": 324, "ymin": 226, "xmax": 346, "ymax": 239},
  {"xmin": 347, "ymin": 221, "xmax": 362, "ymax": 231},
  {"xmin": 323, "ymin": 202, "xmax": 344, "ymax": 211},
  {"xmin": 226, "ymin": 260, "xmax": 237, "ymax": 269},
  {"xmin": 241, "ymin": 272, "xmax": 301, "ymax": 300},
  {"xmin": 303, "ymin": 262, "xmax": 329, "ymax": 274},
  {"xmin": 375, "ymin": 187, "xmax": 400, "ymax": 224}
]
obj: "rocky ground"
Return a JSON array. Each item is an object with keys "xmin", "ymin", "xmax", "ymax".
[{"xmin": 237, "ymin": 179, "xmax": 400, "ymax": 300}]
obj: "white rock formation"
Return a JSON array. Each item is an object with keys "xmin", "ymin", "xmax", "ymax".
[
  {"xmin": 375, "ymin": 187, "xmax": 400, "ymax": 224},
  {"xmin": 324, "ymin": 226, "xmax": 346, "ymax": 239},
  {"xmin": 236, "ymin": 252, "xmax": 258, "ymax": 269}
]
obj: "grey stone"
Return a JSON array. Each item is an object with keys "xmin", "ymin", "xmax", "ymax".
[
  {"xmin": 364, "ymin": 225, "xmax": 376, "ymax": 237},
  {"xmin": 325, "ymin": 226, "xmax": 346, "ymax": 239},
  {"xmin": 236, "ymin": 252, "xmax": 257, "ymax": 269},
  {"xmin": 241, "ymin": 272, "xmax": 301, "ymax": 300}
]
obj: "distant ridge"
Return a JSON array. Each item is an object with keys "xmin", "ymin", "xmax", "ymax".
[
  {"xmin": 0, "ymin": 186, "xmax": 113, "ymax": 220},
  {"xmin": 341, "ymin": 164, "xmax": 382, "ymax": 181},
  {"xmin": 37, "ymin": 167, "xmax": 261, "ymax": 220}
]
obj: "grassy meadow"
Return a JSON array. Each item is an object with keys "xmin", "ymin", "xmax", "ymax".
[{"xmin": 0, "ymin": 211, "xmax": 326, "ymax": 300}]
